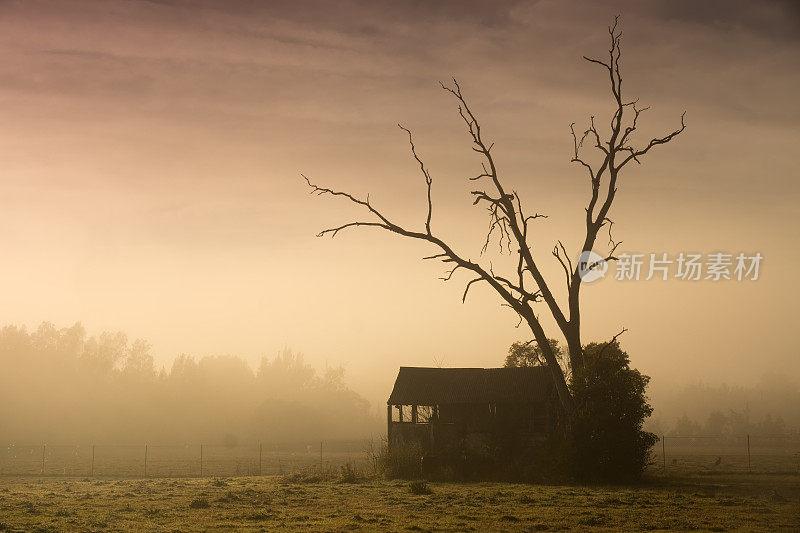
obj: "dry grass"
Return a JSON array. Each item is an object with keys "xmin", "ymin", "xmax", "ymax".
[{"xmin": 0, "ymin": 472, "xmax": 797, "ymax": 531}]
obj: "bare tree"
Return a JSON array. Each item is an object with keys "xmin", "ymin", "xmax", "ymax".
[{"xmin": 304, "ymin": 19, "xmax": 684, "ymax": 414}]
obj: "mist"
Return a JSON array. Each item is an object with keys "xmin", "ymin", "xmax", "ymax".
[
  {"xmin": 0, "ymin": 0, "xmax": 798, "ymax": 448},
  {"xmin": 3, "ymin": 321, "xmax": 798, "ymax": 448},
  {"xmin": 647, "ymin": 375, "xmax": 800, "ymax": 436},
  {"xmin": 0, "ymin": 322, "xmax": 379, "ymax": 445},
  {"xmin": 1, "ymin": 0, "xmax": 798, "ymax": 409}
]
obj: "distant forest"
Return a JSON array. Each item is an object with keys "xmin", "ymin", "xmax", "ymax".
[
  {"xmin": 647, "ymin": 378, "xmax": 800, "ymax": 437},
  {"xmin": 0, "ymin": 323, "xmax": 379, "ymax": 444}
]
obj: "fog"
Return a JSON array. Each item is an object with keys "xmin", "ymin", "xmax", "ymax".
[
  {"xmin": 647, "ymin": 376, "xmax": 800, "ymax": 436},
  {"xmin": 1, "ymin": 322, "xmax": 797, "ymax": 446},
  {"xmin": 1, "ymin": 0, "xmax": 799, "ymax": 444},
  {"xmin": 0, "ymin": 323, "xmax": 379, "ymax": 444}
]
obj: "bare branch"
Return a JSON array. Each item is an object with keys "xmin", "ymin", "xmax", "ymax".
[
  {"xmin": 552, "ymin": 241, "xmax": 573, "ymax": 291},
  {"xmin": 597, "ymin": 327, "xmax": 628, "ymax": 358},
  {"xmin": 304, "ymin": 173, "xmax": 525, "ymax": 322},
  {"xmin": 618, "ymin": 112, "xmax": 686, "ymax": 168},
  {"xmin": 440, "ymin": 264, "xmax": 462, "ymax": 281},
  {"xmin": 441, "ymin": 78, "xmax": 569, "ymax": 332},
  {"xmin": 462, "ymin": 277, "xmax": 483, "ymax": 303},
  {"xmin": 570, "ymin": 123, "xmax": 596, "ymax": 181},
  {"xmin": 583, "ymin": 56, "xmax": 610, "ymax": 69},
  {"xmin": 304, "ymin": 174, "xmax": 393, "ymax": 228},
  {"xmin": 495, "ymin": 275, "xmax": 543, "ymax": 305},
  {"xmin": 317, "ymin": 221, "xmax": 388, "ymax": 238},
  {"xmin": 398, "ymin": 124, "xmax": 434, "ymax": 234}
]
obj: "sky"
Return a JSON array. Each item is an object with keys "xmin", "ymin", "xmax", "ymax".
[{"xmin": 1, "ymin": 0, "xmax": 798, "ymax": 407}]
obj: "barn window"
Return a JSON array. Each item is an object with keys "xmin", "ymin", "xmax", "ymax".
[
  {"xmin": 416, "ymin": 405, "xmax": 435, "ymax": 423},
  {"xmin": 392, "ymin": 405, "xmax": 421, "ymax": 422}
]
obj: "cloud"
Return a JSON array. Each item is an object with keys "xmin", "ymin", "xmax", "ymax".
[{"xmin": 652, "ymin": 0, "xmax": 800, "ymax": 41}]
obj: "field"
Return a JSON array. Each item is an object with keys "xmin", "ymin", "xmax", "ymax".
[
  {"xmin": 0, "ymin": 443, "xmax": 377, "ymax": 478},
  {"xmin": 3, "ymin": 436, "xmax": 798, "ymax": 479},
  {"xmin": 0, "ymin": 472, "xmax": 798, "ymax": 532},
  {"xmin": 1, "ymin": 441, "xmax": 799, "ymax": 531}
]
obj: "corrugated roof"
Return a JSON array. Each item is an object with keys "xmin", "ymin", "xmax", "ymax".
[{"xmin": 387, "ymin": 366, "xmax": 553, "ymax": 405}]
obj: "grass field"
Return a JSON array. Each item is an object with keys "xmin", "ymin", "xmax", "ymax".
[
  {"xmin": 1, "ymin": 444, "xmax": 376, "ymax": 478},
  {"xmin": 4, "ymin": 438, "xmax": 797, "ymax": 479},
  {"xmin": 0, "ymin": 471, "xmax": 797, "ymax": 532}
]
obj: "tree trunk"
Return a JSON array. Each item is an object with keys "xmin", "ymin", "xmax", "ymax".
[
  {"xmin": 566, "ymin": 334, "xmax": 583, "ymax": 376},
  {"xmin": 523, "ymin": 309, "xmax": 574, "ymax": 415}
]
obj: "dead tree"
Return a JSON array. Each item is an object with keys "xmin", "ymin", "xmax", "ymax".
[{"xmin": 304, "ymin": 19, "xmax": 684, "ymax": 415}]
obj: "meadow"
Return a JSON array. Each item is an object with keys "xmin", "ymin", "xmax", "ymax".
[
  {"xmin": 0, "ymin": 470, "xmax": 798, "ymax": 532},
  {"xmin": 1, "ymin": 441, "xmax": 798, "ymax": 531}
]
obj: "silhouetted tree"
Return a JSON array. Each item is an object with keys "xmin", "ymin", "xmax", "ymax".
[
  {"xmin": 504, "ymin": 338, "xmax": 567, "ymax": 377},
  {"xmin": 305, "ymin": 18, "xmax": 684, "ymax": 414},
  {"xmin": 672, "ymin": 413, "xmax": 702, "ymax": 436}
]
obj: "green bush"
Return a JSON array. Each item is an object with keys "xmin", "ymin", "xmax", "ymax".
[
  {"xmin": 338, "ymin": 462, "xmax": 362, "ymax": 483},
  {"xmin": 408, "ymin": 480, "xmax": 432, "ymax": 495},
  {"xmin": 188, "ymin": 497, "xmax": 210, "ymax": 509},
  {"xmin": 568, "ymin": 340, "xmax": 658, "ymax": 482},
  {"xmin": 381, "ymin": 440, "xmax": 422, "ymax": 479}
]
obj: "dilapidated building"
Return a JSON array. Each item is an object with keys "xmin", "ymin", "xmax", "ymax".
[{"xmin": 387, "ymin": 366, "xmax": 555, "ymax": 459}]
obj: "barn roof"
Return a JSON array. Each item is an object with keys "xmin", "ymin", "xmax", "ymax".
[{"xmin": 387, "ymin": 366, "xmax": 553, "ymax": 405}]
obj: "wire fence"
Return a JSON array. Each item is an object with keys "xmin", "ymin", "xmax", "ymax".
[
  {"xmin": 0, "ymin": 440, "xmax": 378, "ymax": 478},
  {"xmin": 650, "ymin": 434, "xmax": 800, "ymax": 475},
  {"xmin": 3, "ymin": 435, "xmax": 798, "ymax": 478}
]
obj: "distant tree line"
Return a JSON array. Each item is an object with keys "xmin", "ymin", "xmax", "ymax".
[
  {"xmin": 645, "ymin": 378, "xmax": 799, "ymax": 437},
  {"xmin": 0, "ymin": 322, "xmax": 379, "ymax": 444},
  {"xmin": 666, "ymin": 411, "xmax": 791, "ymax": 437}
]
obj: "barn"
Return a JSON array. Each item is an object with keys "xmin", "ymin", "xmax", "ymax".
[{"xmin": 387, "ymin": 366, "xmax": 556, "ymax": 459}]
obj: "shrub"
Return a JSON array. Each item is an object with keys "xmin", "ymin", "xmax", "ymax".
[
  {"xmin": 408, "ymin": 480, "xmax": 432, "ymax": 495},
  {"xmin": 188, "ymin": 497, "xmax": 210, "ymax": 509},
  {"xmin": 382, "ymin": 440, "xmax": 423, "ymax": 479},
  {"xmin": 568, "ymin": 340, "xmax": 658, "ymax": 482},
  {"xmin": 279, "ymin": 472, "xmax": 325, "ymax": 484},
  {"xmin": 495, "ymin": 431, "xmax": 573, "ymax": 483},
  {"xmin": 338, "ymin": 462, "xmax": 361, "ymax": 483}
]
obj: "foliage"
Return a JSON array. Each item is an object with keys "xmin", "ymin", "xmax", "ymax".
[
  {"xmin": 568, "ymin": 340, "xmax": 658, "ymax": 482},
  {"xmin": 279, "ymin": 472, "xmax": 326, "ymax": 484},
  {"xmin": 381, "ymin": 440, "xmax": 422, "ymax": 479},
  {"xmin": 504, "ymin": 338, "xmax": 565, "ymax": 368},
  {"xmin": 188, "ymin": 497, "xmax": 210, "ymax": 509},
  {"xmin": 502, "ymin": 338, "xmax": 656, "ymax": 481},
  {"xmin": 338, "ymin": 462, "xmax": 362, "ymax": 483},
  {"xmin": 408, "ymin": 480, "xmax": 432, "ymax": 495}
]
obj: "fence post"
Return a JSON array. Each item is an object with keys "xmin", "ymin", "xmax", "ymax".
[
  {"xmin": 91, "ymin": 445, "xmax": 95, "ymax": 476},
  {"xmin": 662, "ymin": 435, "xmax": 666, "ymax": 473},
  {"xmin": 41, "ymin": 444, "xmax": 46, "ymax": 475},
  {"xmin": 144, "ymin": 445, "xmax": 148, "ymax": 478},
  {"xmin": 320, "ymin": 441, "xmax": 323, "ymax": 470},
  {"xmin": 259, "ymin": 443, "xmax": 262, "ymax": 476},
  {"xmin": 747, "ymin": 434, "xmax": 751, "ymax": 473},
  {"xmin": 200, "ymin": 444, "xmax": 203, "ymax": 477}
]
